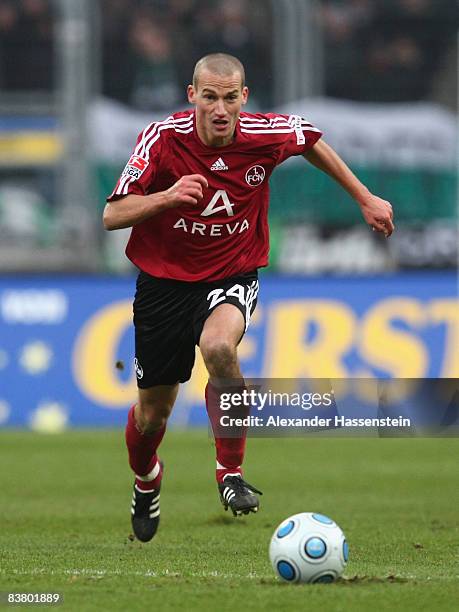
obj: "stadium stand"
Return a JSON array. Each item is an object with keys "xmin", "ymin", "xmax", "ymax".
[{"xmin": 0, "ymin": 0, "xmax": 456, "ymax": 272}]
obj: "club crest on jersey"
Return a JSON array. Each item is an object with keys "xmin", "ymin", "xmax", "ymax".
[
  {"xmin": 122, "ymin": 155, "xmax": 149, "ymax": 180},
  {"xmin": 245, "ymin": 165, "xmax": 265, "ymax": 187}
]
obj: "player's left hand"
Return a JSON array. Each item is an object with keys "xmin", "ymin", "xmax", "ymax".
[{"xmin": 359, "ymin": 194, "xmax": 394, "ymax": 238}]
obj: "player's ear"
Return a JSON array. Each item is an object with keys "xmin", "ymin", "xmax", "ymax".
[
  {"xmin": 241, "ymin": 86, "xmax": 249, "ymax": 106},
  {"xmin": 187, "ymin": 84, "xmax": 196, "ymax": 104}
]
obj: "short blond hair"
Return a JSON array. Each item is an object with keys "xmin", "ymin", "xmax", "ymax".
[{"xmin": 193, "ymin": 53, "xmax": 245, "ymax": 88}]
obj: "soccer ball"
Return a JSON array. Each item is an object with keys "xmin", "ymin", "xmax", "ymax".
[{"xmin": 269, "ymin": 512, "xmax": 348, "ymax": 584}]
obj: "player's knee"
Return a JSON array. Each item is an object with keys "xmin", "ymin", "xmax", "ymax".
[
  {"xmin": 137, "ymin": 401, "xmax": 171, "ymax": 434},
  {"xmin": 141, "ymin": 417, "xmax": 167, "ymax": 436},
  {"xmin": 201, "ymin": 337, "xmax": 236, "ymax": 375}
]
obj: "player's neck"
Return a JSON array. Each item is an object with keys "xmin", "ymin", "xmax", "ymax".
[{"xmin": 195, "ymin": 122, "xmax": 235, "ymax": 148}]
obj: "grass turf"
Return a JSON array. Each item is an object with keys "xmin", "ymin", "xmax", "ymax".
[{"xmin": 0, "ymin": 430, "xmax": 458, "ymax": 611}]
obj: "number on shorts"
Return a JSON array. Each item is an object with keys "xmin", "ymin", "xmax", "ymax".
[{"xmin": 207, "ymin": 284, "xmax": 245, "ymax": 310}]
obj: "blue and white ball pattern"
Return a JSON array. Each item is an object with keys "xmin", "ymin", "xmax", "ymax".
[{"xmin": 269, "ymin": 512, "xmax": 348, "ymax": 584}]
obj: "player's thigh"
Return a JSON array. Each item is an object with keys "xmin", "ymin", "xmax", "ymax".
[
  {"xmin": 199, "ymin": 303, "xmax": 245, "ymax": 358},
  {"xmin": 196, "ymin": 271, "xmax": 259, "ymax": 357}
]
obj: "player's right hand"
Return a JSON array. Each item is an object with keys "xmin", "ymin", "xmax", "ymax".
[{"xmin": 165, "ymin": 174, "xmax": 208, "ymax": 208}]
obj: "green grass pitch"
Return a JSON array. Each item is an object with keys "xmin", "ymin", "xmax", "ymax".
[{"xmin": 1, "ymin": 430, "xmax": 458, "ymax": 611}]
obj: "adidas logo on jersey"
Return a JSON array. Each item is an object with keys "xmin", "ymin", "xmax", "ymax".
[{"xmin": 210, "ymin": 157, "xmax": 228, "ymax": 171}]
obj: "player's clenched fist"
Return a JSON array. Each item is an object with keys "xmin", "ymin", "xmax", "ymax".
[
  {"xmin": 359, "ymin": 194, "xmax": 394, "ymax": 238},
  {"xmin": 165, "ymin": 174, "xmax": 208, "ymax": 208}
]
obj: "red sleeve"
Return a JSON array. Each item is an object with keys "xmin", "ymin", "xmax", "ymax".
[
  {"xmin": 107, "ymin": 121, "xmax": 162, "ymax": 202},
  {"xmin": 274, "ymin": 114, "xmax": 322, "ymax": 165}
]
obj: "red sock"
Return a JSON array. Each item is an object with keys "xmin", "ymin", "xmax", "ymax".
[
  {"xmin": 205, "ymin": 383, "xmax": 247, "ymax": 484},
  {"xmin": 125, "ymin": 405, "xmax": 165, "ymax": 491}
]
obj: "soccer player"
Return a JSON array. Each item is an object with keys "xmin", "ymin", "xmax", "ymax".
[{"xmin": 103, "ymin": 53, "xmax": 394, "ymax": 542}]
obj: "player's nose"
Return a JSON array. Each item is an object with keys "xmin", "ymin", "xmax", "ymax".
[{"xmin": 214, "ymin": 99, "xmax": 226, "ymax": 116}]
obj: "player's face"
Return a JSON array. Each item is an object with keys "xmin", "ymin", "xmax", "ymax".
[{"xmin": 188, "ymin": 70, "xmax": 248, "ymax": 147}]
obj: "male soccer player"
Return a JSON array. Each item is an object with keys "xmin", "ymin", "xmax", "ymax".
[{"xmin": 103, "ymin": 53, "xmax": 394, "ymax": 542}]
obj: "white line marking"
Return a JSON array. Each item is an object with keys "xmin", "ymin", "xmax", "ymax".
[{"xmin": 2, "ymin": 568, "xmax": 271, "ymax": 580}]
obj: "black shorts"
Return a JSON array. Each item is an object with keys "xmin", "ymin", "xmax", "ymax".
[{"xmin": 133, "ymin": 270, "xmax": 259, "ymax": 388}]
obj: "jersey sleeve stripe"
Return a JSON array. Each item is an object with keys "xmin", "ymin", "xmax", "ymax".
[
  {"xmin": 240, "ymin": 116, "xmax": 292, "ymax": 123},
  {"xmin": 239, "ymin": 118, "xmax": 293, "ymax": 128},
  {"xmin": 239, "ymin": 116, "xmax": 314, "ymax": 128},
  {"xmin": 135, "ymin": 122, "xmax": 156, "ymax": 153},
  {"xmin": 116, "ymin": 174, "xmax": 132, "ymax": 197},
  {"xmin": 114, "ymin": 122, "xmax": 194, "ymax": 196},
  {"xmin": 111, "ymin": 117, "xmax": 192, "ymax": 198},
  {"xmin": 240, "ymin": 126, "xmax": 321, "ymax": 135},
  {"xmin": 239, "ymin": 119, "xmax": 316, "ymax": 134},
  {"xmin": 136, "ymin": 117, "xmax": 193, "ymax": 158},
  {"xmin": 240, "ymin": 127, "xmax": 294, "ymax": 134},
  {"xmin": 240, "ymin": 122, "xmax": 292, "ymax": 130}
]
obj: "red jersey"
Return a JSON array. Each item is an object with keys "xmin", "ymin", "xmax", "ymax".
[{"xmin": 107, "ymin": 110, "xmax": 322, "ymax": 281}]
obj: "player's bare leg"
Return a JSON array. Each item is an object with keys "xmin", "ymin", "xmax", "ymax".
[
  {"xmin": 135, "ymin": 385, "xmax": 179, "ymax": 434},
  {"xmin": 126, "ymin": 384, "xmax": 178, "ymax": 541},
  {"xmin": 200, "ymin": 304, "xmax": 262, "ymax": 516},
  {"xmin": 200, "ymin": 303, "xmax": 244, "ymax": 378}
]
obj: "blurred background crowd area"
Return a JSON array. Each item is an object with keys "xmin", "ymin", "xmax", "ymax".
[
  {"xmin": 0, "ymin": 0, "xmax": 457, "ymax": 109},
  {"xmin": 321, "ymin": 0, "xmax": 457, "ymax": 106},
  {"xmin": 0, "ymin": 0, "xmax": 457, "ymax": 273},
  {"xmin": 0, "ymin": 0, "xmax": 271, "ymax": 109}
]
